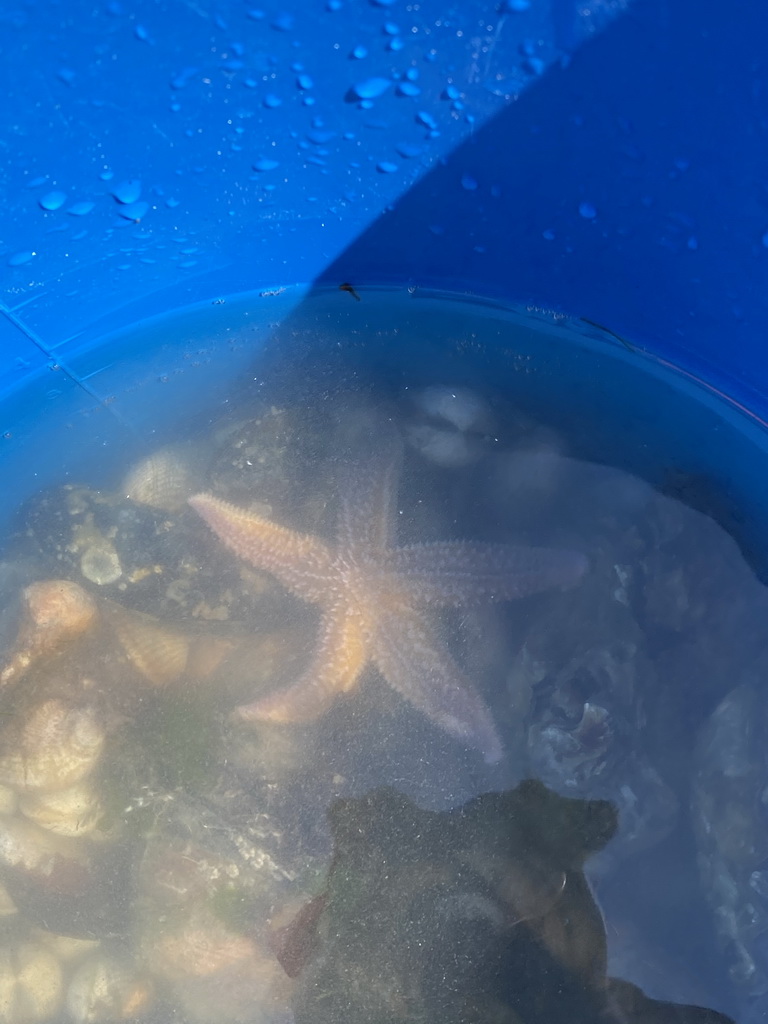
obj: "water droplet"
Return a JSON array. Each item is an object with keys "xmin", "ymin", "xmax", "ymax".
[
  {"xmin": 499, "ymin": 0, "xmax": 531, "ymax": 10},
  {"xmin": 263, "ymin": 93, "xmax": 283, "ymax": 108},
  {"xmin": 166, "ymin": 197, "xmax": 180, "ymax": 208},
  {"xmin": 112, "ymin": 180, "xmax": 142, "ymax": 204},
  {"xmin": 252, "ymin": 158, "xmax": 280, "ymax": 171},
  {"xmin": 405, "ymin": 68, "xmax": 419, "ymax": 81},
  {"xmin": 134, "ymin": 23, "xmax": 149, "ymax": 40},
  {"xmin": 348, "ymin": 76, "xmax": 391, "ymax": 100},
  {"xmin": 118, "ymin": 200, "xmax": 149, "ymax": 221},
  {"xmin": 68, "ymin": 201, "xmax": 95, "ymax": 216},
  {"xmin": 370, "ymin": 0, "xmax": 395, "ymax": 6},
  {"xmin": 396, "ymin": 82, "xmax": 420, "ymax": 97},
  {"xmin": 578, "ymin": 201, "xmax": 597, "ymax": 219},
  {"xmin": 170, "ymin": 67, "xmax": 198, "ymax": 89},
  {"xmin": 302, "ymin": 96, "xmax": 316, "ymax": 106},
  {"xmin": 271, "ymin": 12, "xmax": 295, "ymax": 30},
  {"xmin": 350, "ymin": 45, "xmax": 368, "ymax": 59},
  {"xmin": 542, "ymin": 229, "xmax": 555, "ymax": 240},
  {"xmin": 376, "ymin": 161, "xmax": 398, "ymax": 173},
  {"xmin": 327, "ymin": 0, "xmax": 343, "ymax": 9},
  {"xmin": 383, "ymin": 22, "xmax": 399, "ymax": 34},
  {"xmin": 38, "ymin": 191, "xmax": 67, "ymax": 211},
  {"xmin": 395, "ymin": 142, "xmax": 422, "ymax": 157},
  {"xmin": 415, "ymin": 110, "xmax": 436, "ymax": 129},
  {"xmin": 27, "ymin": 175, "xmax": 49, "ymax": 189},
  {"xmin": 57, "ymin": 67, "xmax": 76, "ymax": 85},
  {"xmin": 8, "ymin": 251, "xmax": 36, "ymax": 267},
  {"xmin": 99, "ymin": 169, "xmax": 114, "ymax": 181},
  {"xmin": 307, "ymin": 129, "xmax": 337, "ymax": 144},
  {"xmin": 247, "ymin": 8, "xmax": 265, "ymax": 18},
  {"xmin": 387, "ymin": 36, "xmax": 403, "ymax": 50},
  {"xmin": 297, "ymin": 74, "xmax": 314, "ymax": 90},
  {"xmin": 762, "ymin": 230, "xmax": 768, "ymax": 248},
  {"xmin": 523, "ymin": 57, "xmax": 545, "ymax": 75},
  {"xmin": 460, "ymin": 174, "xmax": 478, "ymax": 191}
]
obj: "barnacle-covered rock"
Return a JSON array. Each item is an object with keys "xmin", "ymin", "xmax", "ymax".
[
  {"xmin": 13, "ymin": 484, "xmax": 290, "ymax": 627},
  {"xmin": 288, "ymin": 779, "xmax": 731, "ymax": 1024}
]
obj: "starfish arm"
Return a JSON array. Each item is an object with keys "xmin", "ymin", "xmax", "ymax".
[
  {"xmin": 337, "ymin": 428, "xmax": 402, "ymax": 556},
  {"xmin": 189, "ymin": 493, "xmax": 336, "ymax": 602},
  {"xmin": 371, "ymin": 600, "xmax": 503, "ymax": 764},
  {"xmin": 235, "ymin": 602, "xmax": 369, "ymax": 724},
  {"xmin": 386, "ymin": 541, "xmax": 588, "ymax": 607}
]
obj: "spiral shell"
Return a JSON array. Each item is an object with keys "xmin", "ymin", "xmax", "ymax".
[
  {"xmin": 66, "ymin": 954, "xmax": 153, "ymax": 1024},
  {"xmin": 122, "ymin": 448, "xmax": 195, "ymax": 513},
  {"xmin": 0, "ymin": 701, "xmax": 105, "ymax": 795},
  {"xmin": 0, "ymin": 582, "xmax": 99, "ymax": 688},
  {"xmin": 0, "ymin": 941, "xmax": 63, "ymax": 1024},
  {"xmin": 19, "ymin": 781, "xmax": 102, "ymax": 838}
]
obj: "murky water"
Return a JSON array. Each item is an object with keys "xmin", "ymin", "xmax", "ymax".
[{"xmin": 0, "ymin": 288, "xmax": 766, "ymax": 1024}]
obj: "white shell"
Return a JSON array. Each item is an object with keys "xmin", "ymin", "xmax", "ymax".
[
  {"xmin": 80, "ymin": 543, "xmax": 123, "ymax": 586},
  {"xmin": 0, "ymin": 942, "xmax": 63, "ymax": 1024},
  {"xmin": 123, "ymin": 448, "xmax": 195, "ymax": 512},
  {"xmin": 30, "ymin": 931, "xmax": 99, "ymax": 965},
  {"xmin": 66, "ymin": 954, "xmax": 153, "ymax": 1024},
  {"xmin": 0, "ymin": 814, "xmax": 87, "ymax": 876},
  {"xmin": 0, "ymin": 788, "xmax": 17, "ymax": 817},
  {"xmin": 0, "ymin": 700, "xmax": 105, "ymax": 795},
  {"xmin": 0, "ymin": 883, "xmax": 16, "ymax": 918},
  {"xmin": 19, "ymin": 782, "xmax": 102, "ymax": 838}
]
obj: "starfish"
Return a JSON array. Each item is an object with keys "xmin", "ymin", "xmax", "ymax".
[{"xmin": 189, "ymin": 438, "xmax": 586, "ymax": 763}]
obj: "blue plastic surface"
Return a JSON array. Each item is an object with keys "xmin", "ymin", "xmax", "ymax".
[{"xmin": 1, "ymin": 0, "xmax": 767, "ymax": 417}]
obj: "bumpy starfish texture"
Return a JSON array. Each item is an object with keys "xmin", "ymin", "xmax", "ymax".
[{"xmin": 189, "ymin": 440, "xmax": 586, "ymax": 762}]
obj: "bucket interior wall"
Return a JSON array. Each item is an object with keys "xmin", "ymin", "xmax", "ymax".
[{"xmin": 1, "ymin": 2, "xmax": 768, "ymax": 1024}]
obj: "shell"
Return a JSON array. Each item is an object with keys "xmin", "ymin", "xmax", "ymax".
[
  {"xmin": 0, "ymin": 788, "xmax": 17, "ymax": 817},
  {"xmin": 145, "ymin": 908, "xmax": 291, "ymax": 1024},
  {"xmin": 19, "ymin": 781, "xmax": 102, "ymax": 838},
  {"xmin": 0, "ymin": 883, "xmax": 17, "ymax": 919},
  {"xmin": 103, "ymin": 604, "xmax": 190, "ymax": 686},
  {"xmin": 0, "ymin": 581, "xmax": 99, "ymax": 688},
  {"xmin": 0, "ymin": 814, "xmax": 88, "ymax": 876},
  {"xmin": 0, "ymin": 941, "xmax": 63, "ymax": 1024},
  {"xmin": 66, "ymin": 954, "xmax": 153, "ymax": 1024},
  {"xmin": 103, "ymin": 603, "xmax": 235, "ymax": 687},
  {"xmin": 80, "ymin": 543, "xmax": 123, "ymax": 586},
  {"xmin": 122, "ymin": 448, "xmax": 195, "ymax": 512},
  {"xmin": 30, "ymin": 931, "xmax": 99, "ymax": 965},
  {"xmin": 0, "ymin": 700, "xmax": 105, "ymax": 794}
]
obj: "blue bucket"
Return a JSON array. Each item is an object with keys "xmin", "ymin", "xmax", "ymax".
[{"xmin": 0, "ymin": 0, "xmax": 766, "ymax": 1022}]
